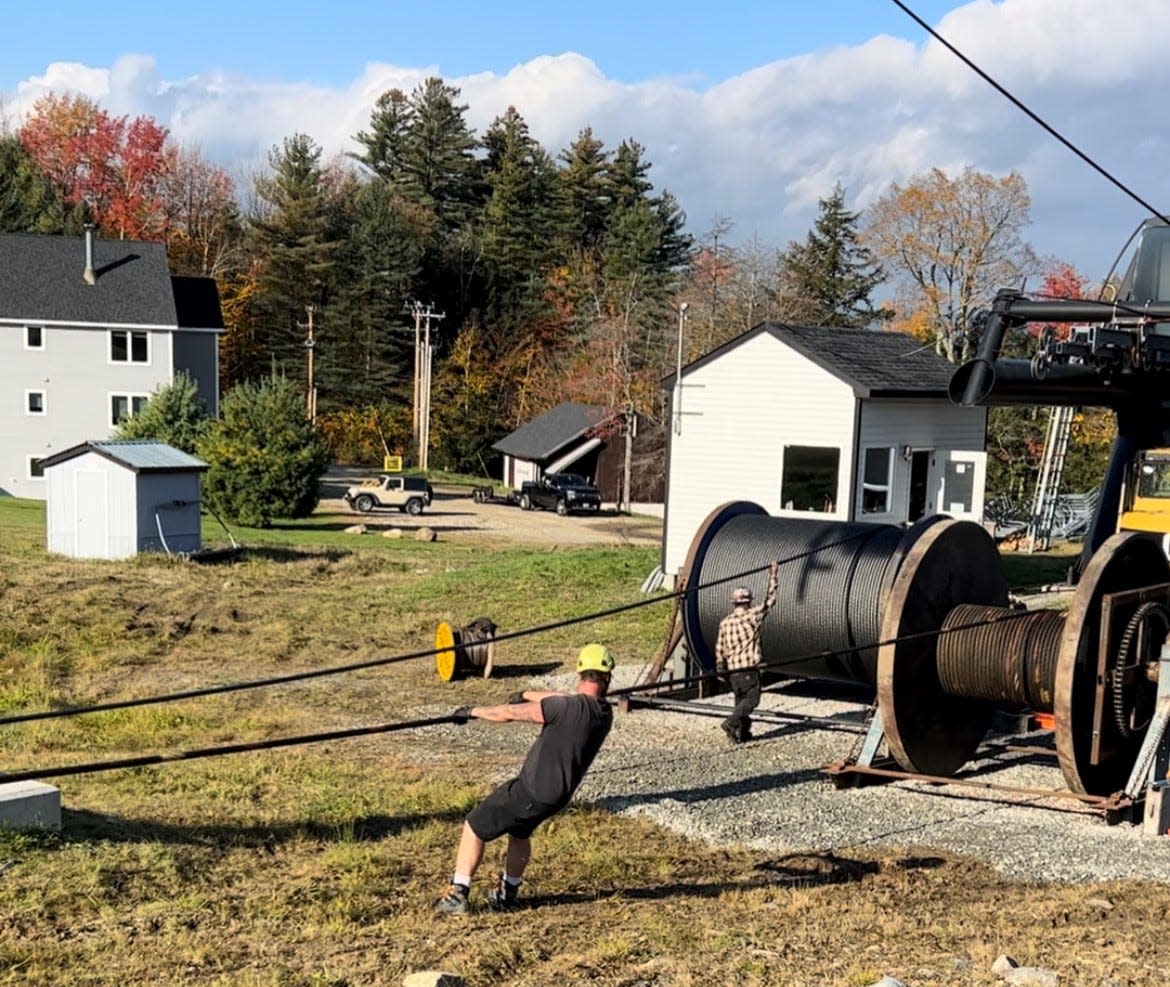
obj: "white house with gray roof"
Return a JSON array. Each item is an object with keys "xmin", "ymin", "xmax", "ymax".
[
  {"xmin": 661, "ymin": 322, "xmax": 989, "ymax": 579},
  {"xmin": 0, "ymin": 230, "xmax": 223, "ymax": 499},
  {"xmin": 41, "ymin": 439, "xmax": 208, "ymax": 559}
]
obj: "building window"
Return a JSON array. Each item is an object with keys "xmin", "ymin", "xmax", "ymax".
[
  {"xmin": 26, "ymin": 390, "xmax": 45, "ymax": 415},
  {"xmin": 111, "ymin": 393, "xmax": 149, "ymax": 426},
  {"xmin": 28, "ymin": 456, "xmax": 44, "ymax": 479},
  {"xmin": 781, "ymin": 445, "xmax": 841, "ymax": 513},
  {"xmin": 26, "ymin": 325, "xmax": 44, "ymax": 349},
  {"xmin": 861, "ymin": 446, "xmax": 894, "ymax": 514},
  {"xmin": 110, "ymin": 329, "xmax": 149, "ymax": 363}
]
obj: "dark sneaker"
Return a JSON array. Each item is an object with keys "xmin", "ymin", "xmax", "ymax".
[
  {"xmin": 486, "ymin": 875, "xmax": 521, "ymax": 910},
  {"xmin": 435, "ymin": 884, "xmax": 470, "ymax": 915},
  {"xmin": 721, "ymin": 720, "xmax": 742, "ymax": 745}
]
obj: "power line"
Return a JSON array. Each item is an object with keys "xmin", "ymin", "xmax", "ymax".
[{"xmin": 890, "ymin": 0, "xmax": 1170, "ymax": 227}]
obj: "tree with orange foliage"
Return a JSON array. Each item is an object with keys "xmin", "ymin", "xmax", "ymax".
[
  {"xmin": 862, "ymin": 167, "xmax": 1037, "ymax": 363},
  {"xmin": 19, "ymin": 92, "xmax": 171, "ymax": 240}
]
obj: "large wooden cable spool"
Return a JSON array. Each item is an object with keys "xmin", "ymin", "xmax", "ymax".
[
  {"xmin": 876, "ymin": 518, "xmax": 1009, "ymax": 777},
  {"xmin": 679, "ymin": 501, "xmax": 1170, "ymax": 795},
  {"xmin": 681, "ymin": 501, "xmax": 916, "ymax": 685}
]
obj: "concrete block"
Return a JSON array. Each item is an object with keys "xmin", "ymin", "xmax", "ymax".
[{"xmin": 0, "ymin": 781, "xmax": 62, "ymax": 831}]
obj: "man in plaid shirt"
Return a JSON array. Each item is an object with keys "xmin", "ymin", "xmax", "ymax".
[{"xmin": 715, "ymin": 561, "xmax": 779, "ymax": 743}]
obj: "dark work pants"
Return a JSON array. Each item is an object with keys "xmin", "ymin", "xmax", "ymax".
[{"xmin": 725, "ymin": 670, "xmax": 761, "ymax": 739}]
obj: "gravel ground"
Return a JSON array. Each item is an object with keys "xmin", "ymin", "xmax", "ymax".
[{"xmin": 410, "ymin": 665, "xmax": 1170, "ymax": 885}]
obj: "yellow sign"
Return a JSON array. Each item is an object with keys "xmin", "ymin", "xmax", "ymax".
[{"xmin": 383, "ymin": 455, "xmax": 403, "ymax": 472}]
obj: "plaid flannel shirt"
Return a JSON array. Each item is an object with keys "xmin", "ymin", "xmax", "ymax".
[{"xmin": 714, "ymin": 572, "xmax": 778, "ymax": 673}]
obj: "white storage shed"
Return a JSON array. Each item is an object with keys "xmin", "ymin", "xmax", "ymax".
[
  {"xmin": 41, "ymin": 439, "xmax": 208, "ymax": 559},
  {"xmin": 661, "ymin": 323, "xmax": 989, "ymax": 580}
]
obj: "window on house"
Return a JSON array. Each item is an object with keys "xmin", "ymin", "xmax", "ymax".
[
  {"xmin": 110, "ymin": 329, "xmax": 149, "ymax": 363},
  {"xmin": 861, "ymin": 446, "xmax": 894, "ymax": 514},
  {"xmin": 26, "ymin": 391, "xmax": 45, "ymax": 415},
  {"xmin": 26, "ymin": 325, "xmax": 44, "ymax": 349},
  {"xmin": 28, "ymin": 457, "xmax": 44, "ymax": 479},
  {"xmin": 111, "ymin": 393, "xmax": 150, "ymax": 426},
  {"xmin": 781, "ymin": 445, "xmax": 841, "ymax": 513}
]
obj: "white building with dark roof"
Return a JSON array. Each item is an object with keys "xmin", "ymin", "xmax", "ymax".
[
  {"xmin": 0, "ymin": 230, "xmax": 223, "ymax": 499},
  {"xmin": 661, "ymin": 322, "xmax": 989, "ymax": 578}
]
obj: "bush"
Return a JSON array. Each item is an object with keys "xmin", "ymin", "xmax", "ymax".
[
  {"xmin": 197, "ymin": 377, "xmax": 329, "ymax": 527},
  {"xmin": 115, "ymin": 371, "xmax": 209, "ymax": 453}
]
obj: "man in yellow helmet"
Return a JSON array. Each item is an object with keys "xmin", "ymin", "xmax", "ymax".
[{"xmin": 436, "ymin": 643, "xmax": 615, "ymax": 914}]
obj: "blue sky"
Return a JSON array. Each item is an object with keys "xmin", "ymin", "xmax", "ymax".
[
  {"xmin": 4, "ymin": 0, "xmax": 1170, "ymax": 278},
  {"xmin": 2, "ymin": 0, "xmax": 962, "ymax": 88}
]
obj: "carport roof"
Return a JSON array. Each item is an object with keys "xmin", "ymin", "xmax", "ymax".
[
  {"xmin": 40, "ymin": 440, "xmax": 208, "ymax": 473},
  {"xmin": 492, "ymin": 403, "xmax": 618, "ymax": 461}
]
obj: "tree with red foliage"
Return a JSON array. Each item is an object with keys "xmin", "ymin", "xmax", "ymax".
[
  {"xmin": 1028, "ymin": 262, "xmax": 1088, "ymax": 343},
  {"xmin": 19, "ymin": 92, "xmax": 171, "ymax": 240}
]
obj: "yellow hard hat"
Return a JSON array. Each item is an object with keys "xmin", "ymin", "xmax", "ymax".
[{"xmin": 576, "ymin": 643, "xmax": 615, "ymax": 675}]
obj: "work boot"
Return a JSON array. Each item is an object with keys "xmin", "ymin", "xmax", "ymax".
[
  {"xmin": 721, "ymin": 720, "xmax": 742, "ymax": 745},
  {"xmin": 435, "ymin": 883, "xmax": 470, "ymax": 915},
  {"xmin": 486, "ymin": 873, "xmax": 521, "ymax": 911}
]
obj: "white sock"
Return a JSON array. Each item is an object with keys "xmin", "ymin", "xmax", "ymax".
[
  {"xmin": 452, "ymin": 873, "xmax": 471, "ymax": 889},
  {"xmin": 503, "ymin": 873, "xmax": 523, "ymax": 886}
]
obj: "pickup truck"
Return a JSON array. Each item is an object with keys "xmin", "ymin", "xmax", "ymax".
[
  {"xmin": 519, "ymin": 473, "xmax": 602, "ymax": 516},
  {"xmin": 344, "ymin": 474, "xmax": 433, "ymax": 515}
]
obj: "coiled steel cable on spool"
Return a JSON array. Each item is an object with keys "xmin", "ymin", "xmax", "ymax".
[
  {"xmin": 683, "ymin": 501, "xmax": 908, "ymax": 684},
  {"xmin": 937, "ymin": 604, "xmax": 1065, "ymax": 710}
]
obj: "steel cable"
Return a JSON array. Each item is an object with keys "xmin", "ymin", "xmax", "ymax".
[
  {"xmin": 688, "ymin": 516, "xmax": 903, "ymax": 684},
  {"xmin": 0, "ymin": 530, "xmax": 876, "ymax": 727},
  {"xmin": 1, "ymin": 607, "xmax": 1043, "ymax": 784}
]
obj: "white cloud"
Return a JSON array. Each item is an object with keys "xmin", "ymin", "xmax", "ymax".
[{"xmin": 6, "ymin": 0, "xmax": 1170, "ymax": 276}]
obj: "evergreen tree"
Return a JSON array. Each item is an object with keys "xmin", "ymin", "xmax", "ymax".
[
  {"xmin": 402, "ymin": 77, "xmax": 480, "ymax": 233},
  {"xmin": 607, "ymin": 140, "xmax": 654, "ymax": 211},
  {"xmin": 558, "ymin": 128, "xmax": 610, "ymax": 249},
  {"xmin": 479, "ymin": 107, "xmax": 562, "ymax": 328},
  {"xmin": 780, "ymin": 184, "xmax": 890, "ymax": 328},
  {"xmin": 319, "ymin": 179, "xmax": 429, "ymax": 408},
  {"xmin": 0, "ymin": 134, "xmax": 72, "ymax": 234},
  {"xmin": 248, "ymin": 134, "xmax": 339, "ymax": 379},
  {"xmin": 351, "ymin": 88, "xmax": 413, "ymax": 185},
  {"xmin": 114, "ymin": 372, "xmax": 209, "ymax": 452},
  {"xmin": 197, "ymin": 376, "xmax": 329, "ymax": 527}
]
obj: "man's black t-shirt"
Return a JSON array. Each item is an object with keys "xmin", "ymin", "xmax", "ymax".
[{"xmin": 517, "ymin": 693, "xmax": 613, "ymax": 806}]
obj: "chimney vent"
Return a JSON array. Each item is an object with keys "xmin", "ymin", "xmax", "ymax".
[{"xmin": 83, "ymin": 225, "xmax": 95, "ymax": 286}]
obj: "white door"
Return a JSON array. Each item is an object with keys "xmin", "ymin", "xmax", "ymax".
[
  {"xmin": 75, "ymin": 470, "xmax": 110, "ymax": 558},
  {"xmin": 927, "ymin": 451, "xmax": 987, "ymax": 523}
]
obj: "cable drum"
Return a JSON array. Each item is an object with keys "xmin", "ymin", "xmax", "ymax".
[
  {"xmin": 937, "ymin": 604, "xmax": 1065, "ymax": 711},
  {"xmin": 684, "ymin": 508, "xmax": 904, "ymax": 684}
]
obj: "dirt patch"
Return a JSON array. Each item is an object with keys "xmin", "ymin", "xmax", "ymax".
[{"xmin": 318, "ymin": 484, "xmax": 663, "ymax": 548}]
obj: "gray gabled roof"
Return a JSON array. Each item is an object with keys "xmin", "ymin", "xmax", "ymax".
[
  {"xmin": 492, "ymin": 403, "xmax": 618, "ymax": 461},
  {"xmin": 665, "ymin": 322, "xmax": 958, "ymax": 398},
  {"xmin": 40, "ymin": 439, "xmax": 208, "ymax": 473},
  {"xmin": 0, "ymin": 232, "xmax": 178, "ymax": 327}
]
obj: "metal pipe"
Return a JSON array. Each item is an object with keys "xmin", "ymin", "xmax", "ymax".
[
  {"xmin": 949, "ymin": 359, "xmax": 1130, "ymax": 408},
  {"xmin": 959, "ymin": 290, "xmax": 1018, "ymax": 407},
  {"xmin": 996, "ymin": 299, "xmax": 1170, "ymax": 323}
]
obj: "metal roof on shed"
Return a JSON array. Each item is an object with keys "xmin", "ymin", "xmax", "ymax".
[{"xmin": 40, "ymin": 439, "xmax": 208, "ymax": 473}]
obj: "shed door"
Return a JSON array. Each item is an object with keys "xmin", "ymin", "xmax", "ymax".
[
  {"xmin": 75, "ymin": 470, "xmax": 110, "ymax": 558},
  {"xmin": 928, "ymin": 451, "xmax": 987, "ymax": 523}
]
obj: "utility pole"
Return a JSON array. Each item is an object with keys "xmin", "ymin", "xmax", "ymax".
[
  {"xmin": 300, "ymin": 305, "xmax": 318, "ymax": 423},
  {"xmin": 403, "ymin": 301, "xmax": 445, "ymax": 470},
  {"xmin": 674, "ymin": 302, "xmax": 689, "ymax": 435}
]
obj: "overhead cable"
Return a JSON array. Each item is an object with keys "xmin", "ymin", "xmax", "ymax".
[{"xmin": 890, "ymin": 0, "xmax": 1170, "ymax": 227}]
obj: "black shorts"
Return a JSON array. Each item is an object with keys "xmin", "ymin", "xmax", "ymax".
[{"xmin": 466, "ymin": 778, "xmax": 562, "ymax": 841}]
